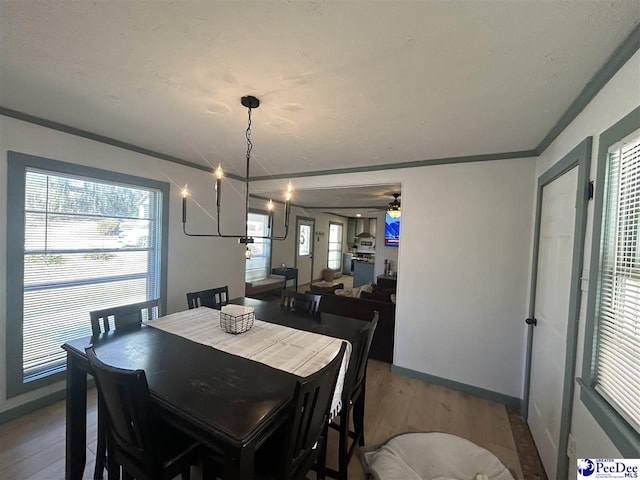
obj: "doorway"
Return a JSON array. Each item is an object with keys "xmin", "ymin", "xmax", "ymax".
[
  {"xmin": 523, "ymin": 138, "xmax": 591, "ymax": 480},
  {"xmin": 295, "ymin": 216, "xmax": 315, "ymax": 289}
]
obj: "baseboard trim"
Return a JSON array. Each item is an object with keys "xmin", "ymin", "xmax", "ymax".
[
  {"xmin": 0, "ymin": 389, "xmax": 66, "ymax": 424},
  {"xmin": 0, "ymin": 378, "xmax": 96, "ymax": 425},
  {"xmin": 391, "ymin": 364, "xmax": 521, "ymax": 408}
]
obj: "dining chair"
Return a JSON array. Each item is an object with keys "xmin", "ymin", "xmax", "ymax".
[
  {"xmin": 90, "ymin": 298, "xmax": 161, "ymax": 335},
  {"xmin": 204, "ymin": 342, "xmax": 347, "ymax": 480},
  {"xmin": 281, "ymin": 290, "xmax": 322, "ymax": 315},
  {"xmin": 323, "ymin": 312, "xmax": 379, "ymax": 480},
  {"xmin": 85, "ymin": 347, "xmax": 200, "ymax": 480},
  {"xmin": 89, "ymin": 298, "xmax": 160, "ymax": 478},
  {"xmin": 186, "ymin": 285, "xmax": 229, "ymax": 310}
]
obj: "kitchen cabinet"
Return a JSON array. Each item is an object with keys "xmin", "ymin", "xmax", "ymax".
[
  {"xmin": 342, "ymin": 253, "xmax": 353, "ymax": 275},
  {"xmin": 369, "ymin": 218, "xmax": 377, "ymax": 238},
  {"xmin": 353, "ymin": 262, "xmax": 374, "ymax": 287},
  {"xmin": 347, "ymin": 219, "xmax": 356, "ymax": 244}
]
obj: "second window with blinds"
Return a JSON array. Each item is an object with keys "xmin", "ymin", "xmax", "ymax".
[
  {"xmin": 245, "ymin": 211, "xmax": 272, "ymax": 282},
  {"xmin": 328, "ymin": 222, "xmax": 343, "ymax": 270},
  {"xmin": 580, "ymin": 108, "xmax": 640, "ymax": 457}
]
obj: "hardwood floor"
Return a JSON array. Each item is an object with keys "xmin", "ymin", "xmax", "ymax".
[{"xmin": 0, "ymin": 360, "xmax": 525, "ymax": 480}]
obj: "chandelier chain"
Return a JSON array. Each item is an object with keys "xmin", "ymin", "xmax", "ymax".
[{"xmin": 246, "ymin": 107, "xmax": 253, "ymax": 165}]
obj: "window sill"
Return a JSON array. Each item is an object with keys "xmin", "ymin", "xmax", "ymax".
[{"xmin": 577, "ymin": 377, "xmax": 640, "ymax": 457}]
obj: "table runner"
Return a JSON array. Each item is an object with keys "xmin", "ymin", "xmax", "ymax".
[{"xmin": 148, "ymin": 307, "xmax": 351, "ymax": 416}]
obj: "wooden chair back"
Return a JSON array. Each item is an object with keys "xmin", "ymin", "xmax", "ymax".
[
  {"xmin": 283, "ymin": 342, "xmax": 346, "ymax": 479},
  {"xmin": 281, "ymin": 290, "xmax": 322, "ymax": 315},
  {"xmin": 85, "ymin": 347, "xmax": 159, "ymax": 477},
  {"xmin": 186, "ymin": 286, "xmax": 229, "ymax": 310},
  {"xmin": 90, "ymin": 299, "xmax": 160, "ymax": 336},
  {"xmin": 343, "ymin": 311, "xmax": 378, "ymax": 401}
]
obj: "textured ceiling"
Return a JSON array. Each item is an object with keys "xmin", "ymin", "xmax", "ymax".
[
  {"xmin": 254, "ymin": 183, "xmax": 402, "ymax": 218},
  {"xmin": 1, "ymin": 1, "xmax": 639, "ymax": 180}
]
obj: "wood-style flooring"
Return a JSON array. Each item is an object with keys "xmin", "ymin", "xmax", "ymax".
[{"xmin": 0, "ymin": 360, "xmax": 527, "ymax": 479}]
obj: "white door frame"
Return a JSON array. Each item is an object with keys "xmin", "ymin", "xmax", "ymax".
[
  {"xmin": 294, "ymin": 216, "xmax": 315, "ymax": 286},
  {"xmin": 523, "ymin": 137, "xmax": 592, "ymax": 479}
]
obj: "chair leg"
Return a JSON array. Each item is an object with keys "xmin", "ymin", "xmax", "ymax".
[
  {"xmin": 338, "ymin": 409, "xmax": 349, "ymax": 480},
  {"xmin": 316, "ymin": 424, "xmax": 328, "ymax": 480},
  {"xmin": 106, "ymin": 461, "xmax": 120, "ymax": 480},
  {"xmin": 105, "ymin": 437, "xmax": 119, "ymax": 480},
  {"xmin": 94, "ymin": 397, "xmax": 107, "ymax": 479},
  {"xmin": 353, "ymin": 393, "xmax": 366, "ymax": 447},
  {"xmin": 180, "ymin": 465, "xmax": 191, "ymax": 480}
]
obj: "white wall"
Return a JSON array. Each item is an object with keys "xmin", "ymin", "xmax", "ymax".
[
  {"xmin": 253, "ymin": 157, "xmax": 536, "ymax": 399},
  {"xmin": 0, "ymin": 115, "xmax": 247, "ymax": 413},
  {"xmin": 534, "ymin": 50, "xmax": 640, "ymax": 471}
]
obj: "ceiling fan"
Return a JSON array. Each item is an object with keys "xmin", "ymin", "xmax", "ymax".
[
  {"xmin": 387, "ymin": 193, "xmax": 401, "ymax": 211},
  {"xmin": 358, "ymin": 192, "xmax": 401, "ymax": 216},
  {"xmin": 386, "ymin": 193, "xmax": 401, "ymax": 218}
]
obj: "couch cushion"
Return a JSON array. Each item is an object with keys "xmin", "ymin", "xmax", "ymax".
[
  {"xmin": 309, "ymin": 283, "xmax": 344, "ymax": 294},
  {"xmin": 317, "ymin": 293, "xmax": 395, "ymax": 363},
  {"xmin": 335, "ymin": 283, "xmax": 373, "ymax": 298},
  {"xmin": 361, "ymin": 287, "xmax": 395, "ymax": 303}
]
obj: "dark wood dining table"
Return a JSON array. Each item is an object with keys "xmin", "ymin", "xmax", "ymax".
[{"xmin": 62, "ymin": 297, "xmax": 368, "ymax": 480}]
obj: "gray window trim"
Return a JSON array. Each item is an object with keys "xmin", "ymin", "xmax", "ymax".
[
  {"xmin": 579, "ymin": 106, "xmax": 640, "ymax": 457},
  {"xmin": 6, "ymin": 151, "xmax": 169, "ymax": 398},
  {"xmin": 327, "ymin": 221, "xmax": 344, "ymax": 270}
]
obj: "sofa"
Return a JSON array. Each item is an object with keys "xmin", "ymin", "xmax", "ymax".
[
  {"xmin": 308, "ymin": 284, "xmax": 395, "ymax": 363},
  {"xmin": 245, "ymin": 275, "xmax": 285, "ymax": 297}
]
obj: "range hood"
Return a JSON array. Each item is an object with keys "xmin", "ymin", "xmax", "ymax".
[{"xmin": 355, "ymin": 218, "xmax": 375, "ymax": 238}]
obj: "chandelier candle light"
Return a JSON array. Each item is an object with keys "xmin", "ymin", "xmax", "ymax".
[{"xmin": 181, "ymin": 95, "xmax": 292, "ymax": 258}]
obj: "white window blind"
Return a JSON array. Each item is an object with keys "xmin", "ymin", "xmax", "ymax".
[
  {"xmin": 328, "ymin": 223, "xmax": 343, "ymax": 270},
  {"xmin": 245, "ymin": 212, "xmax": 271, "ymax": 282},
  {"xmin": 22, "ymin": 169, "xmax": 162, "ymax": 381},
  {"xmin": 596, "ymin": 131, "xmax": 640, "ymax": 433}
]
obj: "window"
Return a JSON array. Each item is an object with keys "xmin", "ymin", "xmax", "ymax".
[
  {"xmin": 6, "ymin": 152, "xmax": 169, "ymax": 397},
  {"xmin": 328, "ymin": 222, "xmax": 343, "ymax": 270},
  {"xmin": 580, "ymin": 107, "xmax": 640, "ymax": 456},
  {"xmin": 245, "ymin": 211, "xmax": 272, "ymax": 282},
  {"xmin": 299, "ymin": 224, "xmax": 311, "ymax": 256}
]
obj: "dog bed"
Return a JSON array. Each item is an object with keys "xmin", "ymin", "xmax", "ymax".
[{"xmin": 361, "ymin": 432, "xmax": 515, "ymax": 480}]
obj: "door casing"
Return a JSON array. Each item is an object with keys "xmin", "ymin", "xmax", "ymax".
[
  {"xmin": 294, "ymin": 216, "xmax": 316, "ymax": 286},
  {"xmin": 522, "ymin": 137, "xmax": 592, "ymax": 480}
]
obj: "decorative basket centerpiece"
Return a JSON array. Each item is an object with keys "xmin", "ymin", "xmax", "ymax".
[{"xmin": 219, "ymin": 305, "xmax": 255, "ymax": 334}]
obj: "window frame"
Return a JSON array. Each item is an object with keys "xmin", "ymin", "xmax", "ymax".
[
  {"xmin": 327, "ymin": 221, "xmax": 344, "ymax": 270},
  {"xmin": 579, "ymin": 106, "xmax": 640, "ymax": 456},
  {"xmin": 6, "ymin": 151, "xmax": 169, "ymax": 398},
  {"xmin": 244, "ymin": 208, "xmax": 272, "ymax": 282}
]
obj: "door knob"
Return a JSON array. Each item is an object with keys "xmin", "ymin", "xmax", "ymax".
[{"xmin": 525, "ymin": 317, "xmax": 537, "ymax": 326}]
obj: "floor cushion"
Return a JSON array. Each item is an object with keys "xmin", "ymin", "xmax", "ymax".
[{"xmin": 361, "ymin": 432, "xmax": 515, "ymax": 480}]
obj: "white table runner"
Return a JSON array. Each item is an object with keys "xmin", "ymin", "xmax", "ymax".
[{"xmin": 147, "ymin": 307, "xmax": 351, "ymax": 416}]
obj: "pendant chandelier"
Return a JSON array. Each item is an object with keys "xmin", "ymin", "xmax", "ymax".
[
  {"xmin": 181, "ymin": 95, "xmax": 292, "ymax": 258},
  {"xmin": 387, "ymin": 193, "xmax": 401, "ymax": 218}
]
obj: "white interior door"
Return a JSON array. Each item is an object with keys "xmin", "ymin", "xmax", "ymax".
[
  {"xmin": 296, "ymin": 218, "xmax": 314, "ymax": 288},
  {"xmin": 528, "ymin": 166, "xmax": 578, "ymax": 477}
]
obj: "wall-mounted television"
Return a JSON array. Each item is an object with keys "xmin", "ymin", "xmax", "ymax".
[{"xmin": 384, "ymin": 212, "xmax": 400, "ymax": 246}]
